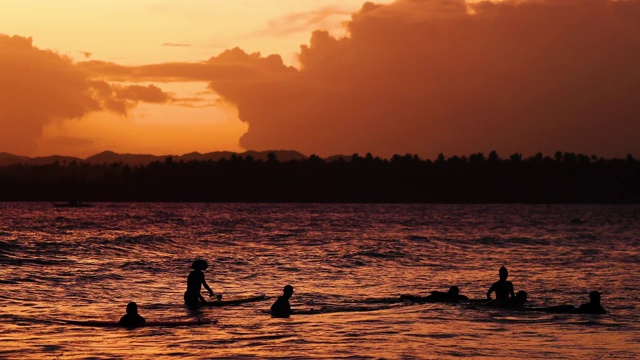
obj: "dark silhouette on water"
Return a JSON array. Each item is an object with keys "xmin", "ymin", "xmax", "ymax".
[
  {"xmin": 500, "ymin": 290, "xmax": 528, "ymax": 308},
  {"xmin": 53, "ymin": 200, "xmax": 93, "ymax": 208},
  {"xmin": 487, "ymin": 266, "xmax": 516, "ymax": 306},
  {"xmin": 576, "ymin": 290, "xmax": 607, "ymax": 314},
  {"xmin": 400, "ymin": 286, "xmax": 469, "ymax": 303},
  {"xmin": 118, "ymin": 302, "xmax": 146, "ymax": 328},
  {"xmin": 270, "ymin": 285, "xmax": 294, "ymax": 318},
  {"xmin": 526, "ymin": 291, "xmax": 607, "ymax": 314},
  {"xmin": 184, "ymin": 260, "xmax": 218, "ymax": 310}
]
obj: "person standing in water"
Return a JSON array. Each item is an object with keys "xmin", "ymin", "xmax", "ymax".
[
  {"xmin": 184, "ymin": 259, "xmax": 218, "ymax": 310},
  {"xmin": 118, "ymin": 302, "xmax": 146, "ymax": 328},
  {"xmin": 270, "ymin": 285, "xmax": 294, "ymax": 318},
  {"xmin": 486, "ymin": 266, "xmax": 515, "ymax": 305}
]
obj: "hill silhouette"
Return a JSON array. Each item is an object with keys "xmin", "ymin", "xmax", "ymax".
[{"xmin": 0, "ymin": 150, "xmax": 308, "ymax": 166}]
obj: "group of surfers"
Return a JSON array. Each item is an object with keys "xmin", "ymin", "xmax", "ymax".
[
  {"xmin": 400, "ymin": 266, "xmax": 606, "ymax": 315},
  {"xmin": 117, "ymin": 262, "xmax": 606, "ymax": 328}
]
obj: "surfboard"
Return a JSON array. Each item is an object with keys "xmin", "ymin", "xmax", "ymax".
[
  {"xmin": 62, "ymin": 319, "xmax": 217, "ymax": 328},
  {"xmin": 262, "ymin": 304, "xmax": 395, "ymax": 316},
  {"xmin": 201, "ymin": 293, "xmax": 266, "ymax": 307}
]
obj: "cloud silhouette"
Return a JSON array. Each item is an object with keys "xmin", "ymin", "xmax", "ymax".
[
  {"xmin": 81, "ymin": 0, "xmax": 640, "ymax": 157},
  {"xmin": 237, "ymin": 0, "xmax": 640, "ymax": 157},
  {"xmin": 0, "ymin": 35, "xmax": 174, "ymax": 154},
  {"xmin": 0, "ymin": 35, "xmax": 103, "ymax": 154}
]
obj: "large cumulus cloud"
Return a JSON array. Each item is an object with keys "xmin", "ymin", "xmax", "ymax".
[
  {"xmin": 83, "ymin": 0, "xmax": 640, "ymax": 157},
  {"xmin": 243, "ymin": 0, "xmax": 640, "ymax": 157},
  {"xmin": 0, "ymin": 35, "xmax": 174, "ymax": 155}
]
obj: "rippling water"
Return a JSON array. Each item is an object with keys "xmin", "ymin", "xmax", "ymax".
[{"xmin": 0, "ymin": 203, "xmax": 639, "ymax": 359}]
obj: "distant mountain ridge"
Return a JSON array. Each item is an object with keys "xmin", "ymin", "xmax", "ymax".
[{"xmin": 0, "ymin": 150, "xmax": 309, "ymax": 166}]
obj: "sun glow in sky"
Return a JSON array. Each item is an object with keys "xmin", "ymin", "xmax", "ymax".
[
  {"xmin": 1, "ymin": 0, "xmax": 640, "ymax": 158},
  {"xmin": 1, "ymin": 0, "xmax": 386, "ymax": 157}
]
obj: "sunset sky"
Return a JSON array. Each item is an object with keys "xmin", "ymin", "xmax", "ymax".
[{"xmin": 1, "ymin": 0, "xmax": 639, "ymax": 159}]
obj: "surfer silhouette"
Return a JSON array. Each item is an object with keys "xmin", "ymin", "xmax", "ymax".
[
  {"xmin": 401, "ymin": 286, "xmax": 469, "ymax": 303},
  {"xmin": 501, "ymin": 290, "xmax": 528, "ymax": 308},
  {"xmin": 184, "ymin": 259, "xmax": 218, "ymax": 310},
  {"xmin": 118, "ymin": 302, "xmax": 146, "ymax": 328},
  {"xmin": 487, "ymin": 266, "xmax": 515, "ymax": 305},
  {"xmin": 576, "ymin": 290, "xmax": 607, "ymax": 314},
  {"xmin": 270, "ymin": 285, "xmax": 294, "ymax": 318}
]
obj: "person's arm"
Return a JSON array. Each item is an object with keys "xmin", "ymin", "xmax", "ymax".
[
  {"xmin": 487, "ymin": 284, "xmax": 495, "ymax": 299},
  {"xmin": 508, "ymin": 283, "xmax": 515, "ymax": 298},
  {"xmin": 202, "ymin": 278, "xmax": 214, "ymax": 297}
]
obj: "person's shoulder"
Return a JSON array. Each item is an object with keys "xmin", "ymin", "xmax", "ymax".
[
  {"xmin": 271, "ymin": 296, "xmax": 285, "ymax": 306},
  {"xmin": 577, "ymin": 303, "xmax": 605, "ymax": 314}
]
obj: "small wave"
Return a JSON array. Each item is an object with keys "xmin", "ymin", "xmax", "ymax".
[
  {"xmin": 407, "ymin": 235, "xmax": 430, "ymax": 242},
  {"xmin": 119, "ymin": 260, "xmax": 152, "ymax": 270},
  {"xmin": 113, "ymin": 235, "xmax": 174, "ymax": 245},
  {"xmin": 350, "ymin": 296, "xmax": 404, "ymax": 304},
  {"xmin": 0, "ymin": 240, "xmax": 19, "ymax": 251},
  {"xmin": 86, "ymin": 235, "xmax": 175, "ymax": 249},
  {"xmin": 475, "ymin": 236, "xmax": 550, "ymax": 246},
  {"xmin": 0, "ymin": 256, "xmax": 70, "ymax": 267},
  {"xmin": 408, "ymin": 333, "xmax": 458, "ymax": 339},
  {"xmin": 345, "ymin": 251, "xmax": 407, "ymax": 259}
]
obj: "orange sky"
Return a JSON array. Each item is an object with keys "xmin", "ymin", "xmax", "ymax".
[{"xmin": 1, "ymin": 0, "xmax": 639, "ymax": 158}]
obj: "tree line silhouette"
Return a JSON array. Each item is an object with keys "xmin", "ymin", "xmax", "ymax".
[{"xmin": 0, "ymin": 151, "xmax": 638, "ymax": 203}]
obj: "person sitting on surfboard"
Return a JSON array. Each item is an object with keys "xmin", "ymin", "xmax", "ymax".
[
  {"xmin": 184, "ymin": 259, "xmax": 218, "ymax": 310},
  {"xmin": 487, "ymin": 266, "xmax": 516, "ymax": 305},
  {"xmin": 400, "ymin": 286, "xmax": 469, "ymax": 303},
  {"xmin": 576, "ymin": 290, "xmax": 607, "ymax": 314},
  {"xmin": 270, "ymin": 285, "xmax": 294, "ymax": 318},
  {"xmin": 118, "ymin": 302, "xmax": 146, "ymax": 328}
]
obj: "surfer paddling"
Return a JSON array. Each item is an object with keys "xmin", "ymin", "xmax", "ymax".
[
  {"xmin": 576, "ymin": 290, "xmax": 607, "ymax": 314},
  {"xmin": 525, "ymin": 290, "xmax": 607, "ymax": 314},
  {"xmin": 270, "ymin": 285, "xmax": 294, "ymax": 318},
  {"xmin": 184, "ymin": 259, "xmax": 219, "ymax": 310},
  {"xmin": 118, "ymin": 302, "xmax": 146, "ymax": 328},
  {"xmin": 401, "ymin": 286, "xmax": 469, "ymax": 303}
]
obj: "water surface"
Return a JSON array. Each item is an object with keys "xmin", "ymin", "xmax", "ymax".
[{"xmin": 0, "ymin": 203, "xmax": 638, "ymax": 359}]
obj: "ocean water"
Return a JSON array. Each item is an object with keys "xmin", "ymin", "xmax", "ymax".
[{"xmin": 0, "ymin": 203, "xmax": 638, "ymax": 359}]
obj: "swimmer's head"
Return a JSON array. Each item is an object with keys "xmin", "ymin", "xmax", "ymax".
[
  {"xmin": 448, "ymin": 286, "xmax": 460, "ymax": 296},
  {"xmin": 516, "ymin": 290, "xmax": 527, "ymax": 304},
  {"xmin": 192, "ymin": 259, "xmax": 208, "ymax": 270},
  {"xmin": 126, "ymin": 302, "xmax": 138, "ymax": 315},
  {"xmin": 499, "ymin": 266, "xmax": 508, "ymax": 280}
]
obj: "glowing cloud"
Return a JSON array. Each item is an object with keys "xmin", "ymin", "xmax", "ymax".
[
  {"xmin": 73, "ymin": 0, "xmax": 640, "ymax": 157},
  {"xmin": 0, "ymin": 35, "xmax": 173, "ymax": 155}
]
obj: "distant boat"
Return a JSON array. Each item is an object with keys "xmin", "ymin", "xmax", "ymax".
[{"xmin": 53, "ymin": 200, "xmax": 94, "ymax": 208}]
